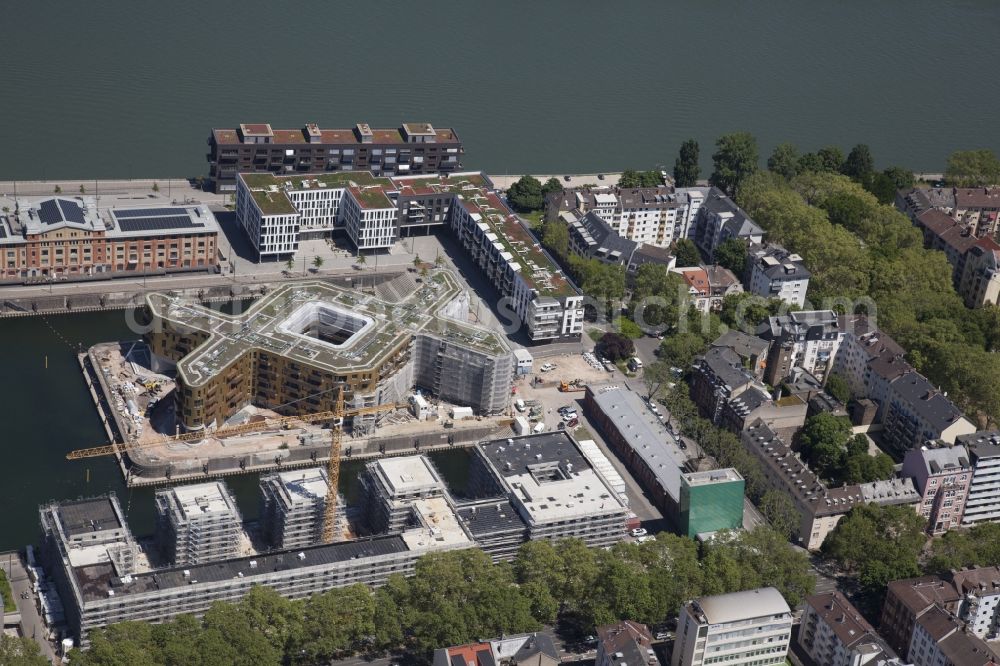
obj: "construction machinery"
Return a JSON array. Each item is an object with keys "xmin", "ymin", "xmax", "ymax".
[
  {"xmin": 558, "ymin": 379, "xmax": 586, "ymax": 393},
  {"xmin": 66, "ymin": 392, "xmax": 403, "ymax": 543}
]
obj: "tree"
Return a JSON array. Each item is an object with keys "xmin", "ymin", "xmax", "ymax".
[
  {"xmin": 673, "ymin": 139, "xmax": 701, "ymax": 187},
  {"xmin": 202, "ymin": 600, "xmax": 283, "ymax": 665},
  {"xmin": 285, "ymin": 257, "xmax": 294, "ymax": 272},
  {"xmin": 674, "ymin": 239, "xmax": 701, "ymax": 267},
  {"xmin": 295, "ymin": 584, "xmax": 375, "ymax": 662},
  {"xmin": 701, "ymin": 528, "xmax": 814, "ymax": 606},
  {"xmin": 817, "ymin": 146, "xmax": 845, "ymax": 172},
  {"xmin": 541, "ymin": 220, "xmax": 569, "ymax": 258},
  {"xmin": 797, "ymin": 152, "xmax": 825, "ymax": 174},
  {"xmin": 356, "ymin": 253, "xmax": 366, "ymax": 266},
  {"xmin": 79, "ymin": 184, "xmax": 86, "ymax": 194},
  {"xmin": 822, "ymin": 504, "xmax": 927, "ymax": 601},
  {"xmin": 767, "ymin": 142, "xmax": 799, "ymax": 179},
  {"xmin": 842, "ymin": 144, "xmax": 875, "ymax": 183},
  {"xmin": 797, "ymin": 413, "xmax": 852, "ymax": 481},
  {"xmin": 642, "ymin": 360, "xmax": 674, "ymax": 401},
  {"xmin": 882, "ymin": 166, "xmax": 915, "ymax": 190},
  {"xmin": 507, "ymin": 175, "xmax": 544, "ymax": 212},
  {"xmin": 541, "ymin": 177, "xmax": 563, "ymax": 197},
  {"xmin": 152, "ymin": 182, "xmax": 160, "ymax": 192},
  {"xmin": 615, "ymin": 317, "xmax": 643, "ymax": 339},
  {"xmin": 0, "ymin": 635, "xmax": 50, "ymax": 666},
  {"xmin": 759, "ymin": 490, "xmax": 799, "ymax": 541},
  {"xmin": 713, "ymin": 238, "xmax": 747, "ymax": 276},
  {"xmin": 709, "ymin": 132, "xmax": 759, "ymax": 196},
  {"xmin": 413, "ymin": 254, "xmax": 422, "ymax": 267},
  {"xmin": 53, "ymin": 185, "xmax": 62, "ymax": 194},
  {"xmin": 312, "ymin": 256, "xmax": 324, "ymax": 269},
  {"xmin": 945, "ymin": 149, "xmax": 1000, "ymax": 187},
  {"xmin": 618, "ymin": 169, "xmax": 642, "ymax": 188},
  {"xmin": 824, "ymin": 373, "xmax": 851, "ymax": 403},
  {"xmin": 597, "ymin": 332, "xmax": 634, "ymax": 361},
  {"xmin": 658, "ymin": 332, "xmax": 707, "ymax": 370}
]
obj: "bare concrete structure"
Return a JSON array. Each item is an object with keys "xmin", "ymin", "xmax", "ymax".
[
  {"xmin": 360, "ymin": 456, "xmax": 448, "ymax": 533},
  {"xmin": 258, "ymin": 467, "xmax": 346, "ymax": 550},
  {"xmin": 154, "ymin": 481, "xmax": 242, "ymax": 566}
]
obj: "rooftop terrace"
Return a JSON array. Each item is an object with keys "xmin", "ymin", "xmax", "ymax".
[{"xmin": 146, "ymin": 271, "xmax": 510, "ymax": 388}]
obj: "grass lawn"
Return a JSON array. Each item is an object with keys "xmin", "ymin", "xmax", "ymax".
[
  {"xmin": 0, "ymin": 568, "xmax": 15, "ymax": 613},
  {"xmin": 573, "ymin": 426, "xmax": 594, "ymax": 441},
  {"xmin": 587, "ymin": 328, "xmax": 604, "ymax": 342},
  {"xmin": 522, "ymin": 210, "xmax": 545, "ymax": 229}
]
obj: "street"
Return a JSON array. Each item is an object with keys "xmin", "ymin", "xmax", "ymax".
[{"xmin": 1, "ymin": 551, "xmax": 60, "ymax": 663}]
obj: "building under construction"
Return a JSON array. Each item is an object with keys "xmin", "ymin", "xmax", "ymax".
[
  {"xmin": 154, "ymin": 481, "xmax": 242, "ymax": 566},
  {"xmin": 145, "ymin": 270, "xmax": 514, "ymax": 433},
  {"xmin": 258, "ymin": 467, "xmax": 347, "ymax": 550},
  {"xmin": 359, "ymin": 456, "xmax": 449, "ymax": 533}
]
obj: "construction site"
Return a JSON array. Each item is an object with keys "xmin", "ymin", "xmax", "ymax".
[{"xmin": 75, "ymin": 268, "xmax": 521, "ymax": 486}]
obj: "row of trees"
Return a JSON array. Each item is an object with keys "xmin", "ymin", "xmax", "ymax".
[
  {"xmin": 796, "ymin": 413, "xmax": 894, "ymax": 485},
  {"xmin": 70, "ymin": 533, "xmax": 813, "ymax": 666},
  {"xmin": 735, "ymin": 163, "xmax": 1000, "ymax": 425}
]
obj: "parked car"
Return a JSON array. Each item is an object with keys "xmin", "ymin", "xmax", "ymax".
[
  {"xmin": 636, "ymin": 535, "xmax": 655, "ymax": 543},
  {"xmin": 565, "ymin": 417, "xmax": 579, "ymax": 428},
  {"xmin": 629, "ymin": 527, "xmax": 648, "ymax": 537}
]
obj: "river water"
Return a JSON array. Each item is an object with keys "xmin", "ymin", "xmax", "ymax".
[{"xmin": 1, "ymin": 1, "xmax": 999, "ymax": 182}]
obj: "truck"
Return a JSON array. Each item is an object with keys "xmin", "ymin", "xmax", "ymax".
[
  {"xmin": 559, "ymin": 379, "xmax": 586, "ymax": 393},
  {"xmin": 532, "ymin": 422, "xmax": 547, "ymax": 434},
  {"xmin": 513, "ymin": 416, "xmax": 531, "ymax": 436}
]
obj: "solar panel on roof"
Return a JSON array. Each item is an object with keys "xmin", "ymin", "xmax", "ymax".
[
  {"xmin": 114, "ymin": 207, "xmax": 187, "ymax": 219},
  {"xmin": 118, "ymin": 216, "xmax": 202, "ymax": 232},
  {"xmin": 37, "ymin": 199, "xmax": 61, "ymax": 224},
  {"xmin": 57, "ymin": 199, "xmax": 85, "ymax": 224}
]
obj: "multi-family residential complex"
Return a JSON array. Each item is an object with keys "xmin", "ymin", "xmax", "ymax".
[
  {"xmin": 432, "ymin": 633, "xmax": 559, "ymax": 666},
  {"xmin": 757, "ymin": 310, "xmax": 841, "ymax": 385},
  {"xmin": 881, "ymin": 567, "xmax": 1000, "ymax": 662},
  {"xmin": 692, "ymin": 191, "xmax": 765, "ymax": 259},
  {"xmin": 360, "ymin": 456, "xmax": 449, "ymax": 534},
  {"xmin": 153, "ymin": 481, "xmax": 242, "ymax": 566},
  {"xmin": 258, "ymin": 467, "xmax": 346, "ymax": 550},
  {"xmin": 831, "ymin": 315, "xmax": 906, "ymax": 409},
  {"xmin": 960, "ymin": 431, "xmax": 1000, "ymax": 526},
  {"xmin": 596, "ymin": 621, "xmax": 662, "ymax": 666},
  {"xmin": 745, "ymin": 244, "xmax": 811, "ymax": 308},
  {"xmin": 799, "ymin": 592, "xmax": 903, "ymax": 666},
  {"xmin": 671, "ymin": 265, "xmax": 743, "ymax": 313},
  {"xmin": 584, "ymin": 386, "xmax": 745, "ymax": 536},
  {"xmin": 671, "ymin": 587, "xmax": 792, "ymax": 666},
  {"xmin": 896, "ymin": 187, "xmax": 1000, "ymax": 308},
  {"xmin": 146, "ymin": 274, "xmax": 515, "ymax": 432},
  {"xmin": 236, "ymin": 171, "xmax": 584, "ymax": 342},
  {"xmin": 0, "ymin": 196, "xmax": 219, "ymax": 281},
  {"xmin": 882, "ymin": 372, "xmax": 975, "ymax": 455},
  {"xmin": 743, "ymin": 420, "xmax": 920, "ymax": 550},
  {"xmin": 207, "ymin": 122, "xmax": 463, "ymax": 192},
  {"xmin": 901, "ymin": 446, "xmax": 972, "ymax": 535},
  {"xmin": 565, "ymin": 210, "xmax": 677, "ymax": 272}
]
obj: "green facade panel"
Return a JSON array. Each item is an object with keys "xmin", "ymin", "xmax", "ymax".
[{"xmin": 680, "ymin": 477, "xmax": 745, "ymax": 538}]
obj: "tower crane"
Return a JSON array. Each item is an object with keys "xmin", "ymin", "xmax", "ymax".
[{"xmin": 66, "ymin": 391, "xmax": 403, "ymax": 544}]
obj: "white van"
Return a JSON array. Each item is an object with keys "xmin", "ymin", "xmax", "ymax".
[{"xmin": 628, "ymin": 357, "xmax": 643, "ymax": 371}]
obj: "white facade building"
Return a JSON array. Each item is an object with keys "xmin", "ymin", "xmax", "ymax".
[
  {"xmin": 747, "ymin": 244, "xmax": 810, "ymax": 308},
  {"xmin": 960, "ymin": 432, "xmax": 1000, "ymax": 526},
  {"xmin": 672, "ymin": 587, "xmax": 792, "ymax": 666}
]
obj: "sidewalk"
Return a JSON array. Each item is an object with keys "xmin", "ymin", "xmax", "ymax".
[{"xmin": 0, "ymin": 552, "xmax": 60, "ymax": 663}]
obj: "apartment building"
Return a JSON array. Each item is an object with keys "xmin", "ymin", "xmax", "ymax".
[
  {"xmin": 959, "ymin": 238, "xmax": 1000, "ymax": 308},
  {"xmin": 258, "ymin": 467, "xmax": 347, "ymax": 550},
  {"xmin": 907, "ymin": 606, "xmax": 999, "ymax": 666},
  {"xmin": 956, "ymin": 432, "xmax": 1000, "ymax": 526},
  {"xmin": 744, "ymin": 420, "xmax": 920, "ymax": 550},
  {"xmin": 746, "ymin": 244, "xmax": 810, "ymax": 308},
  {"xmin": 672, "ymin": 587, "xmax": 792, "ymax": 666},
  {"xmin": 596, "ymin": 621, "xmax": 662, "ymax": 666},
  {"xmin": 757, "ymin": 310, "xmax": 841, "ymax": 385},
  {"xmin": 236, "ymin": 171, "xmax": 584, "ymax": 342},
  {"xmin": 154, "ymin": 481, "xmax": 242, "ymax": 566},
  {"xmin": 470, "ymin": 432, "xmax": 628, "ymax": 548},
  {"xmin": 693, "ymin": 190, "xmax": 765, "ymax": 259},
  {"xmin": 832, "ymin": 315, "xmax": 906, "ymax": 402},
  {"xmin": 882, "ymin": 567, "xmax": 1000, "ymax": 655},
  {"xmin": 208, "ymin": 122, "xmax": 462, "ymax": 192},
  {"xmin": 433, "ymin": 634, "xmax": 559, "ymax": 666},
  {"xmin": 146, "ymin": 276, "xmax": 514, "ymax": 432},
  {"xmin": 901, "ymin": 446, "xmax": 972, "ymax": 535},
  {"xmin": 709, "ymin": 330, "xmax": 770, "ymax": 380},
  {"xmin": 360, "ymin": 456, "xmax": 448, "ymax": 534},
  {"xmin": 883, "ymin": 372, "xmax": 975, "ymax": 455},
  {"xmin": 671, "ymin": 265, "xmax": 743, "ymax": 313},
  {"xmin": 798, "ymin": 592, "xmax": 902, "ymax": 666},
  {"xmin": 0, "ymin": 196, "xmax": 219, "ymax": 281}
]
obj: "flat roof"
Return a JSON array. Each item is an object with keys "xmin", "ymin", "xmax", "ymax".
[
  {"xmin": 214, "ymin": 124, "xmax": 460, "ymax": 146},
  {"xmin": 162, "ymin": 481, "xmax": 238, "ymax": 520},
  {"xmin": 692, "ymin": 587, "xmax": 790, "ymax": 625},
  {"xmin": 147, "ymin": 271, "xmax": 510, "ymax": 388},
  {"xmin": 479, "ymin": 433, "xmax": 625, "ymax": 524},
  {"xmin": 371, "ymin": 456, "xmax": 445, "ymax": 497},
  {"xmin": 589, "ymin": 387, "xmax": 688, "ymax": 501},
  {"xmin": 682, "ymin": 469, "xmax": 743, "ymax": 487},
  {"xmin": 399, "ymin": 497, "xmax": 473, "ymax": 550},
  {"xmin": 265, "ymin": 467, "xmax": 330, "ymax": 507},
  {"xmin": 57, "ymin": 498, "xmax": 123, "ymax": 537}
]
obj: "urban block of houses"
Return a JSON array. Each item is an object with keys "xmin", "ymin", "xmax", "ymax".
[
  {"xmin": 757, "ymin": 310, "xmax": 841, "ymax": 385},
  {"xmin": 896, "ymin": 187, "xmax": 1000, "ymax": 308},
  {"xmin": 433, "ymin": 633, "xmax": 559, "ymax": 666},
  {"xmin": 799, "ymin": 592, "xmax": 904, "ymax": 666},
  {"xmin": 236, "ymin": 171, "xmax": 584, "ymax": 343},
  {"xmin": 565, "ymin": 210, "xmax": 677, "ymax": 273},
  {"xmin": 596, "ymin": 620, "xmax": 662, "ymax": 666},
  {"xmin": 743, "ymin": 419, "xmax": 920, "ymax": 550},
  {"xmin": 901, "ymin": 445, "xmax": 973, "ymax": 535},
  {"xmin": 881, "ymin": 566, "xmax": 1000, "ymax": 663}
]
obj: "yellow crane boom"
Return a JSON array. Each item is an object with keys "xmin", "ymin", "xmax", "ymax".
[
  {"xmin": 66, "ymin": 400, "xmax": 403, "ymax": 460},
  {"xmin": 322, "ymin": 388, "xmax": 345, "ymax": 543}
]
